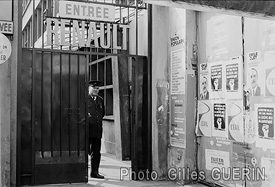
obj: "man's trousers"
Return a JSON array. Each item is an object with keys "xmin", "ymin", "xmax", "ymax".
[{"xmin": 89, "ymin": 138, "xmax": 101, "ymax": 173}]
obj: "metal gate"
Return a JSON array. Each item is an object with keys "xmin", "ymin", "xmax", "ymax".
[
  {"xmin": 19, "ymin": 49, "xmax": 88, "ymax": 185},
  {"xmin": 18, "ymin": 0, "xmax": 149, "ymax": 185}
]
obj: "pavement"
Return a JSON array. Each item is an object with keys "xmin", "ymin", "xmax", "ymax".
[{"xmin": 32, "ymin": 151, "xmax": 208, "ymax": 187}]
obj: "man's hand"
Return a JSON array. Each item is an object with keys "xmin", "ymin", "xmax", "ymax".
[{"xmin": 88, "ymin": 113, "xmax": 91, "ymax": 117}]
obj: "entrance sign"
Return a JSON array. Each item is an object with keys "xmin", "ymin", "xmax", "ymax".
[
  {"xmin": 46, "ymin": 18, "xmax": 129, "ymax": 49},
  {"xmin": 59, "ymin": 1, "xmax": 115, "ymax": 22},
  {"xmin": 0, "ymin": 32, "xmax": 12, "ymax": 64},
  {"xmin": 0, "ymin": 21, "xmax": 13, "ymax": 34}
]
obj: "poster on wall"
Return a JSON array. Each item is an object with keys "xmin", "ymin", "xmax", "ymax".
[
  {"xmin": 255, "ymin": 103, "xmax": 275, "ymax": 149},
  {"xmin": 196, "ymin": 100, "xmax": 212, "ymax": 137},
  {"xmin": 244, "ymin": 111, "xmax": 257, "ymax": 144},
  {"xmin": 264, "ymin": 51, "xmax": 275, "ymax": 97},
  {"xmin": 212, "ymin": 102, "xmax": 228, "ymax": 138},
  {"xmin": 225, "ymin": 57, "xmax": 243, "ymax": 99},
  {"xmin": 170, "ymin": 94, "xmax": 186, "ymax": 148},
  {"xmin": 205, "ymin": 149, "xmax": 230, "ymax": 173},
  {"xmin": 228, "ymin": 100, "xmax": 244, "ymax": 142},
  {"xmin": 247, "ymin": 51, "xmax": 264, "ymax": 98},
  {"xmin": 199, "ymin": 63, "xmax": 210, "ymax": 100},
  {"xmin": 170, "ymin": 29, "xmax": 185, "ymax": 95},
  {"xmin": 261, "ymin": 157, "xmax": 275, "ymax": 187},
  {"xmin": 209, "ymin": 61, "xmax": 225, "ymax": 99}
]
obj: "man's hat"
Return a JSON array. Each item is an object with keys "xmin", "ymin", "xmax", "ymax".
[{"xmin": 89, "ymin": 80, "xmax": 101, "ymax": 86}]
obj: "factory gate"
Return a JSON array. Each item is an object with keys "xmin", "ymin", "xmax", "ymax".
[{"xmin": 17, "ymin": 0, "xmax": 150, "ymax": 186}]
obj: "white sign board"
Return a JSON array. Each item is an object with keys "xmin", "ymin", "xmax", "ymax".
[
  {"xmin": 59, "ymin": 1, "xmax": 115, "ymax": 22},
  {"xmin": 0, "ymin": 32, "xmax": 12, "ymax": 64},
  {"xmin": 0, "ymin": 21, "xmax": 13, "ymax": 34}
]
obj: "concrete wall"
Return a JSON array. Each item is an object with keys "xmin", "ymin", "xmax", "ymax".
[
  {"xmin": 0, "ymin": 1, "xmax": 20, "ymax": 186},
  {"xmin": 151, "ymin": 5, "xmax": 170, "ymax": 179},
  {"xmin": 151, "ymin": 4, "xmax": 197, "ymax": 183}
]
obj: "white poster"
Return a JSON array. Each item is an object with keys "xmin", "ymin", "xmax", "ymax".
[
  {"xmin": 196, "ymin": 100, "xmax": 212, "ymax": 137},
  {"xmin": 247, "ymin": 52, "xmax": 264, "ymax": 97},
  {"xmin": 225, "ymin": 57, "xmax": 243, "ymax": 99},
  {"xmin": 212, "ymin": 101, "xmax": 228, "ymax": 139},
  {"xmin": 261, "ymin": 157, "xmax": 275, "ymax": 187},
  {"xmin": 228, "ymin": 100, "xmax": 244, "ymax": 142},
  {"xmin": 170, "ymin": 48, "xmax": 185, "ymax": 95},
  {"xmin": 209, "ymin": 61, "xmax": 225, "ymax": 99},
  {"xmin": 205, "ymin": 149, "xmax": 230, "ymax": 173},
  {"xmin": 244, "ymin": 111, "xmax": 257, "ymax": 144},
  {"xmin": 264, "ymin": 51, "xmax": 275, "ymax": 97},
  {"xmin": 170, "ymin": 28, "xmax": 185, "ymax": 95},
  {"xmin": 255, "ymin": 103, "xmax": 275, "ymax": 149},
  {"xmin": 199, "ymin": 63, "xmax": 210, "ymax": 100}
]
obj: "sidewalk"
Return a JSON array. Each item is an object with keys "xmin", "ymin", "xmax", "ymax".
[{"xmin": 33, "ymin": 152, "xmax": 207, "ymax": 187}]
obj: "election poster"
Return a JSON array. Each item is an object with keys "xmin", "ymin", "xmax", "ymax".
[
  {"xmin": 196, "ymin": 100, "xmax": 212, "ymax": 137},
  {"xmin": 212, "ymin": 102, "xmax": 228, "ymax": 138},
  {"xmin": 228, "ymin": 100, "xmax": 244, "ymax": 142},
  {"xmin": 199, "ymin": 63, "xmax": 210, "ymax": 100},
  {"xmin": 255, "ymin": 104, "xmax": 275, "ymax": 149},
  {"xmin": 225, "ymin": 57, "xmax": 243, "ymax": 99},
  {"xmin": 264, "ymin": 51, "xmax": 275, "ymax": 97},
  {"xmin": 205, "ymin": 149, "xmax": 230, "ymax": 173},
  {"xmin": 261, "ymin": 157, "xmax": 275, "ymax": 187},
  {"xmin": 209, "ymin": 61, "xmax": 225, "ymax": 99},
  {"xmin": 244, "ymin": 111, "xmax": 257, "ymax": 144},
  {"xmin": 170, "ymin": 94, "xmax": 186, "ymax": 148},
  {"xmin": 246, "ymin": 55, "xmax": 264, "ymax": 98},
  {"xmin": 170, "ymin": 28, "xmax": 185, "ymax": 95}
]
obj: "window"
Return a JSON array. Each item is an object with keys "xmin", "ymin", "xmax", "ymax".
[{"xmin": 89, "ymin": 56, "xmax": 113, "ymax": 116}]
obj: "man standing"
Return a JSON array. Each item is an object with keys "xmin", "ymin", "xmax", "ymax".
[{"xmin": 88, "ymin": 80, "xmax": 105, "ymax": 179}]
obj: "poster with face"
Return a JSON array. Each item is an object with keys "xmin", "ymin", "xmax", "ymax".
[
  {"xmin": 209, "ymin": 61, "xmax": 225, "ymax": 99},
  {"xmin": 225, "ymin": 57, "xmax": 243, "ymax": 99},
  {"xmin": 212, "ymin": 102, "xmax": 228, "ymax": 138},
  {"xmin": 196, "ymin": 100, "xmax": 212, "ymax": 137},
  {"xmin": 228, "ymin": 100, "xmax": 244, "ymax": 142},
  {"xmin": 247, "ymin": 63, "xmax": 264, "ymax": 98},
  {"xmin": 199, "ymin": 63, "xmax": 210, "ymax": 100},
  {"xmin": 255, "ymin": 103, "xmax": 275, "ymax": 149}
]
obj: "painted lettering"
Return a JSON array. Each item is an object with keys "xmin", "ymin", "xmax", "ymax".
[
  {"xmin": 1, "ymin": 55, "xmax": 6, "ymax": 61},
  {"xmin": 96, "ymin": 7, "xmax": 102, "ymax": 18},
  {"xmin": 103, "ymin": 8, "xmax": 108, "ymax": 18},
  {"xmin": 66, "ymin": 4, "xmax": 72, "ymax": 15},
  {"xmin": 46, "ymin": 18, "xmax": 129, "ymax": 49},
  {"xmin": 268, "ymin": 78, "xmax": 275, "ymax": 84}
]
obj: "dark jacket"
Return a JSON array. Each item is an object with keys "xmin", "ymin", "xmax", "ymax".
[{"xmin": 88, "ymin": 95, "xmax": 105, "ymax": 139}]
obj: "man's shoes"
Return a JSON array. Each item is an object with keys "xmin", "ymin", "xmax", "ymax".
[{"xmin": 90, "ymin": 172, "xmax": 105, "ymax": 179}]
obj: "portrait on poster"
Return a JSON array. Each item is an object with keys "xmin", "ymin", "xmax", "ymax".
[
  {"xmin": 247, "ymin": 65, "xmax": 263, "ymax": 97},
  {"xmin": 199, "ymin": 63, "xmax": 210, "ymax": 100}
]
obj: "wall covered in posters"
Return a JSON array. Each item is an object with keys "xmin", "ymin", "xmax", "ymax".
[
  {"xmin": 196, "ymin": 12, "xmax": 246, "ymax": 187},
  {"xmin": 197, "ymin": 12, "xmax": 275, "ymax": 187}
]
